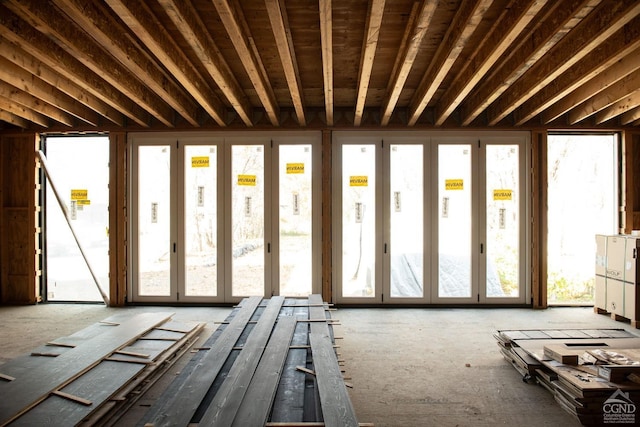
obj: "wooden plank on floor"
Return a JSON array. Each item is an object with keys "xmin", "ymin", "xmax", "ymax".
[
  {"xmin": 0, "ymin": 312, "xmax": 173, "ymax": 426},
  {"xmin": 199, "ymin": 296, "xmax": 286, "ymax": 425},
  {"xmin": 270, "ymin": 299, "xmax": 311, "ymax": 422},
  {"xmin": 145, "ymin": 296, "xmax": 262, "ymax": 427},
  {"xmin": 232, "ymin": 315, "xmax": 297, "ymax": 427},
  {"xmin": 309, "ymin": 331, "xmax": 358, "ymax": 427}
]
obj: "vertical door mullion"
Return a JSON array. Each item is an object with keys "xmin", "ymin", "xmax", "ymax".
[
  {"xmin": 174, "ymin": 140, "xmax": 184, "ymax": 301},
  {"xmin": 381, "ymin": 140, "xmax": 391, "ymax": 302},
  {"xmin": 424, "ymin": 141, "xmax": 432, "ymax": 302},
  {"xmin": 223, "ymin": 140, "xmax": 233, "ymax": 301},
  {"xmin": 264, "ymin": 140, "xmax": 274, "ymax": 297},
  {"xmin": 270, "ymin": 141, "xmax": 279, "ymax": 297},
  {"xmin": 476, "ymin": 140, "xmax": 486, "ymax": 303}
]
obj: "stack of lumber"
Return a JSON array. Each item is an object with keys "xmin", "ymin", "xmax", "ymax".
[
  {"xmin": 141, "ymin": 295, "xmax": 366, "ymax": 427},
  {"xmin": 496, "ymin": 329, "xmax": 640, "ymax": 425},
  {"xmin": 0, "ymin": 312, "xmax": 204, "ymax": 426}
]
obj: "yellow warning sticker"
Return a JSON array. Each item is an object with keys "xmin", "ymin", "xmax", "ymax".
[
  {"xmin": 286, "ymin": 163, "xmax": 305, "ymax": 174},
  {"xmin": 77, "ymin": 199, "xmax": 91, "ymax": 206},
  {"xmin": 191, "ymin": 156, "xmax": 210, "ymax": 168},
  {"xmin": 350, "ymin": 176, "xmax": 368, "ymax": 187},
  {"xmin": 493, "ymin": 189, "xmax": 513, "ymax": 200},
  {"xmin": 71, "ymin": 189, "xmax": 88, "ymax": 200},
  {"xmin": 238, "ymin": 174, "xmax": 257, "ymax": 186},
  {"xmin": 445, "ymin": 179, "xmax": 463, "ymax": 191}
]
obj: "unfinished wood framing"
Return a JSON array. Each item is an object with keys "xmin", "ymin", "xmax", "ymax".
[{"xmin": 0, "ymin": 133, "xmax": 39, "ymax": 305}]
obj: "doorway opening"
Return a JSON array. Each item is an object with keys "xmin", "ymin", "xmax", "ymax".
[
  {"xmin": 43, "ymin": 135, "xmax": 110, "ymax": 302},
  {"xmin": 546, "ymin": 133, "xmax": 618, "ymax": 305}
]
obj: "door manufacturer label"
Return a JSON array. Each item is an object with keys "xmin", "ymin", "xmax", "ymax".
[
  {"xmin": 286, "ymin": 163, "xmax": 305, "ymax": 174},
  {"xmin": 493, "ymin": 189, "xmax": 512, "ymax": 200},
  {"xmin": 350, "ymin": 176, "xmax": 368, "ymax": 186},
  {"xmin": 445, "ymin": 179, "xmax": 463, "ymax": 190},
  {"xmin": 191, "ymin": 156, "xmax": 210, "ymax": 168},
  {"xmin": 238, "ymin": 174, "xmax": 257, "ymax": 186}
]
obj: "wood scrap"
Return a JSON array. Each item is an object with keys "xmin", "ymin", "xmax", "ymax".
[{"xmin": 51, "ymin": 390, "xmax": 92, "ymax": 406}]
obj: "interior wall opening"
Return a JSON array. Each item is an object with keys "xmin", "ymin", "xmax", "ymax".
[
  {"xmin": 43, "ymin": 134, "xmax": 110, "ymax": 303},
  {"xmin": 546, "ymin": 132, "xmax": 618, "ymax": 306}
]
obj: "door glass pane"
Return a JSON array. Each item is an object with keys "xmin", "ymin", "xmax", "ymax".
[
  {"xmin": 547, "ymin": 134, "xmax": 617, "ymax": 304},
  {"xmin": 45, "ymin": 136, "xmax": 109, "ymax": 302},
  {"xmin": 342, "ymin": 144, "xmax": 376, "ymax": 297},
  {"xmin": 438, "ymin": 144, "xmax": 472, "ymax": 298},
  {"xmin": 138, "ymin": 145, "xmax": 171, "ymax": 296},
  {"xmin": 184, "ymin": 145, "xmax": 217, "ymax": 297},
  {"xmin": 232, "ymin": 145, "xmax": 265, "ymax": 297},
  {"xmin": 390, "ymin": 144, "xmax": 423, "ymax": 298},
  {"xmin": 486, "ymin": 145, "xmax": 519, "ymax": 297},
  {"xmin": 279, "ymin": 145, "xmax": 313, "ymax": 296}
]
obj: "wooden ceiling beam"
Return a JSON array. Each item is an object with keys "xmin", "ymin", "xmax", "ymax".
[
  {"xmin": 0, "ymin": 94, "xmax": 49, "ymax": 127},
  {"xmin": 0, "ymin": 109, "xmax": 29, "ymax": 129},
  {"xmin": 595, "ymin": 90, "xmax": 640, "ymax": 124},
  {"xmin": 105, "ymin": 0, "xmax": 226, "ymax": 127},
  {"xmin": 514, "ymin": 15, "xmax": 640, "ymax": 125},
  {"xmin": 319, "ymin": 0, "xmax": 333, "ymax": 126},
  {"xmin": 434, "ymin": 0, "xmax": 547, "ymax": 126},
  {"xmin": 541, "ymin": 46, "xmax": 640, "ymax": 123},
  {"xmin": 53, "ymin": 0, "xmax": 200, "ymax": 127},
  {"xmin": 214, "ymin": 0, "xmax": 279, "ymax": 126},
  {"xmin": 157, "ymin": 0, "xmax": 253, "ymax": 126},
  {"xmin": 569, "ymin": 68, "xmax": 640, "ymax": 124},
  {"xmin": 460, "ymin": 0, "xmax": 599, "ymax": 126},
  {"xmin": 0, "ymin": 37, "xmax": 124, "ymax": 126},
  {"xmin": 408, "ymin": 0, "xmax": 493, "ymax": 126},
  {"xmin": 0, "ymin": 80, "xmax": 74, "ymax": 127},
  {"xmin": 381, "ymin": 0, "xmax": 438, "ymax": 126},
  {"xmin": 487, "ymin": 0, "xmax": 640, "ymax": 126},
  {"xmin": 354, "ymin": 0, "xmax": 385, "ymax": 127},
  {"xmin": 621, "ymin": 105, "xmax": 640, "ymax": 124},
  {"xmin": 5, "ymin": 0, "xmax": 175, "ymax": 127},
  {"xmin": 0, "ymin": 5, "xmax": 150, "ymax": 127},
  {"xmin": 266, "ymin": 0, "xmax": 305, "ymax": 126},
  {"xmin": 0, "ymin": 54, "xmax": 100, "ymax": 126}
]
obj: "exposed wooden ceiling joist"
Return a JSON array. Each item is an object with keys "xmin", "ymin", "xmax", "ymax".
[
  {"xmin": 4, "ymin": 0, "xmax": 176, "ymax": 127},
  {"xmin": 514, "ymin": 13, "xmax": 640, "ymax": 126},
  {"xmin": 156, "ymin": 0, "xmax": 253, "ymax": 126},
  {"xmin": 621, "ymin": 105, "xmax": 640, "ymax": 125},
  {"xmin": 0, "ymin": 4, "xmax": 151, "ymax": 127},
  {"xmin": 319, "ymin": 0, "xmax": 333, "ymax": 126},
  {"xmin": 266, "ymin": 0, "xmax": 306, "ymax": 126},
  {"xmin": 569, "ymin": 68, "xmax": 640, "ymax": 124},
  {"xmin": 541, "ymin": 45, "xmax": 640, "ymax": 124},
  {"xmin": 460, "ymin": 0, "xmax": 600, "ymax": 126},
  {"xmin": 0, "ymin": 109, "xmax": 29, "ymax": 129},
  {"xmin": 434, "ymin": 0, "xmax": 548, "ymax": 126},
  {"xmin": 381, "ymin": 1, "xmax": 438, "ymax": 126},
  {"xmin": 214, "ymin": 0, "xmax": 279, "ymax": 126},
  {"xmin": 0, "ymin": 36, "xmax": 124, "ymax": 127},
  {"xmin": 408, "ymin": 0, "xmax": 492, "ymax": 126},
  {"xmin": 489, "ymin": 0, "xmax": 640, "ymax": 126},
  {"xmin": 105, "ymin": 0, "xmax": 227, "ymax": 127},
  {"xmin": 0, "ymin": 0, "xmax": 638, "ymax": 131},
  {"xmin": 52, "ymin": 0, "xmax": 201, "ymax": 127},
  {"xmin": 595, "ymin": 90, "xmax": 640, "ymax": 124},
  {"xmin": 0, "ymin": 93, "xmax": 49, "ymax": 127},
  {"xmin": 0, "ymin": 55, "xmax": 97, "ymax": 127},
  {"xmin": 354, "ymin": 0, "xmax": 385, "ymax": 127}
]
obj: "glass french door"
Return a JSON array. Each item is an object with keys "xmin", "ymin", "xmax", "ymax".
[
  {"xmin": 334, "ymin": 132, "xmax": 528, "ymax": 305},
  {"xmin": 130, "ymin": 133, "xmax": 320, "ymax": 303}
]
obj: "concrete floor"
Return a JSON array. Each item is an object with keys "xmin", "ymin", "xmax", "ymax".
[{"xmin": 0, "ymin": 303, "xmax": 635, "ymax": 426}]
